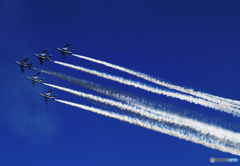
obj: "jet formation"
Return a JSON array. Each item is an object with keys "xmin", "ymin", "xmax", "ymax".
[
  {"xmin": 56, "ymin": 43, "xmax": 74, "ymax": 59},
  {"xmin": 14, "ymin": 43, "xmax": 74, "ymax": 103}
]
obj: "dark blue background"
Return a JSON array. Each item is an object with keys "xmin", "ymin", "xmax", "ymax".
[{"xmin": 1, "ymin": 0, "xmax": 240, "ymax": 165}]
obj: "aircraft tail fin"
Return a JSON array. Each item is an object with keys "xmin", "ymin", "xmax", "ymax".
[
  {"xmin": 40, "ymin": 78, "xmax": 44, "ymax": 84},
  {"xmin": 47, "ymin": 55, "xmax": 52, "ymax": 62},
  {"xmin": 29, "ymin": 63, "xmax": 33, "ymax": 69},
  {"xmin": 69, "ymin": 49, "xmax": 74, "ymax": 56},
  {"xmin": 53, "ymin": 94, "xmax": 57, "ymax": 101}
]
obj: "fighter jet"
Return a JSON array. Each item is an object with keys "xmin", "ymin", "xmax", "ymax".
[
  {"xmin": 33, "ymin": 49, "xmax": 52, "ymax": 65},
  {"xmin": 14, "ymin": 57, "xmax": 33, "ymax": 73},
  {"xmin": 39, "ymin": 89, "xmax": 57, "ymax": 104},
  {"xmin": 56, "ymin": 43, "xmax": 74, "ymax": 59},
  {"xmin": 26, "ymin": 72, "xmax": 44, "ymax": 87}
]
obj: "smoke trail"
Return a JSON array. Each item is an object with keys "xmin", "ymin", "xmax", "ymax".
[
  {"xmin": 52, "ymin": 61, "xmax": 240, "ymax": 117},
  {"xmin": 34, "ymin": 67, "xmax": 240, "ymax": 148},
  {"xmin": 55, "ymin": 99, "xmax": 240, "ymax": 156},
  {"xmin": 33, "ymin": 67, "xmax": 240, "ymax": 132},
  {"xmin": 33, "ymin": 67, "xmax": 191, "ymax": 118},
  {"xmin": 44, "ymin": 83, "xmax": 184, "ymax": 124},
  {"xmin": 34, "ymin": 67, "xmax": 120, "ymax": 95},
  {"xmin": 33, "ymin": 68, "xmax": 240, "ymax": 133},
  {"xmin": 44, "ymin": 82, "xmax": 240, "ymax": 146},
  {"xmin": 72, "ymin": 54, "xmax": 240, "ymax": 109},
  {"xmin": 33, "ymin": 68, "xmax": 170, "ymax": 112}
]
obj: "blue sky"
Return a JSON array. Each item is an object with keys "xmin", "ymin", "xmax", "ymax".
[{"xmin": 1, "ymin": 0, "xmax": 240, "ymax": 165}]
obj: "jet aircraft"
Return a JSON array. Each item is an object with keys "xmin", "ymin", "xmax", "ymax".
[
  {"xmin": 14, "ymin": 57, "xmax": 33, "ymax": 73},
  {"xmin": 33, "ymin": 49, "xmax": 52, "ymax": 65},
  {"xmin": 26, "ymin": 72, "xmax": 44, "ymax": 87},
  {"xmin": 56, "ymin": 43, "xmax": 74, "ymax": 59},
  {"xmin": 39, "ymin": 89, "xmax": 57, "ymax": 104}
]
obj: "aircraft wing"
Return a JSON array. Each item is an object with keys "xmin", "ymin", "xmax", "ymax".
[
  {"xmin": 63, "ymin": 43, "xmax": 70, "ymax": 50},
  {"xmin": 33, "ymin": 72, "xmax": 40, "ymax": 79},
  {"xmin": 41, "ymin": 49, "xmax": 48, "ymax": 56},
  {"xmin": 22, "ymin": 57, "xmax": 29, "ymax": 63},
  {"xmin": 21, "ymin": 66, "xmax": 24, "ymax": 73},
  {"xmin": 39, "ymin": 58, "xmax": 43, "ymax": 65},
  {"xmin": 62, "ymin": 52, "xmax": 66, "ymax": 59},
  {"xmin": 46, "ymin": 89, "xmax": 53, "ymax": 95},
  {"xmin": 45, "ymin": 97, "xmax": 48, "ymax": 104},
  {"xmin": 32, "ymin": 81, "xmax": 35, "ymax": 87}
]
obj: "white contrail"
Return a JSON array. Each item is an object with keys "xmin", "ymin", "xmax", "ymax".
[
  {"xmin": 44, "ymin": 83, "xmax": 182, "ymax": 123},
  {"xmin": 34, "ymin": 67, "xmax": 184, "ymax": 117},
  {"xmin": 72, "ymin": 54, "xmax": 240, "ymax": 109},
  {"xmin": 55, "ymin": 99, "xmax": 240, "ymax": 156},
  {"xmin": 53, "ymin": 61, "xmax": 240, "ymax": 117},
  {"xmin": 44, "ymin": 83, "xmax": 240, "ymax": 147},
  {"xmin": 32, "ymin": 68, "xmax": 207, "ymax": 120},
  {"xmin": 34, "ymin": 68, "xmax": 141, "ymax": 104}
]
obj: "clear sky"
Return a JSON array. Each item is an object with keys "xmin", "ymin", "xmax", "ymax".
[{"xmin": 1, "ymin": 0, "xmax": 240, "ymax": 165}]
